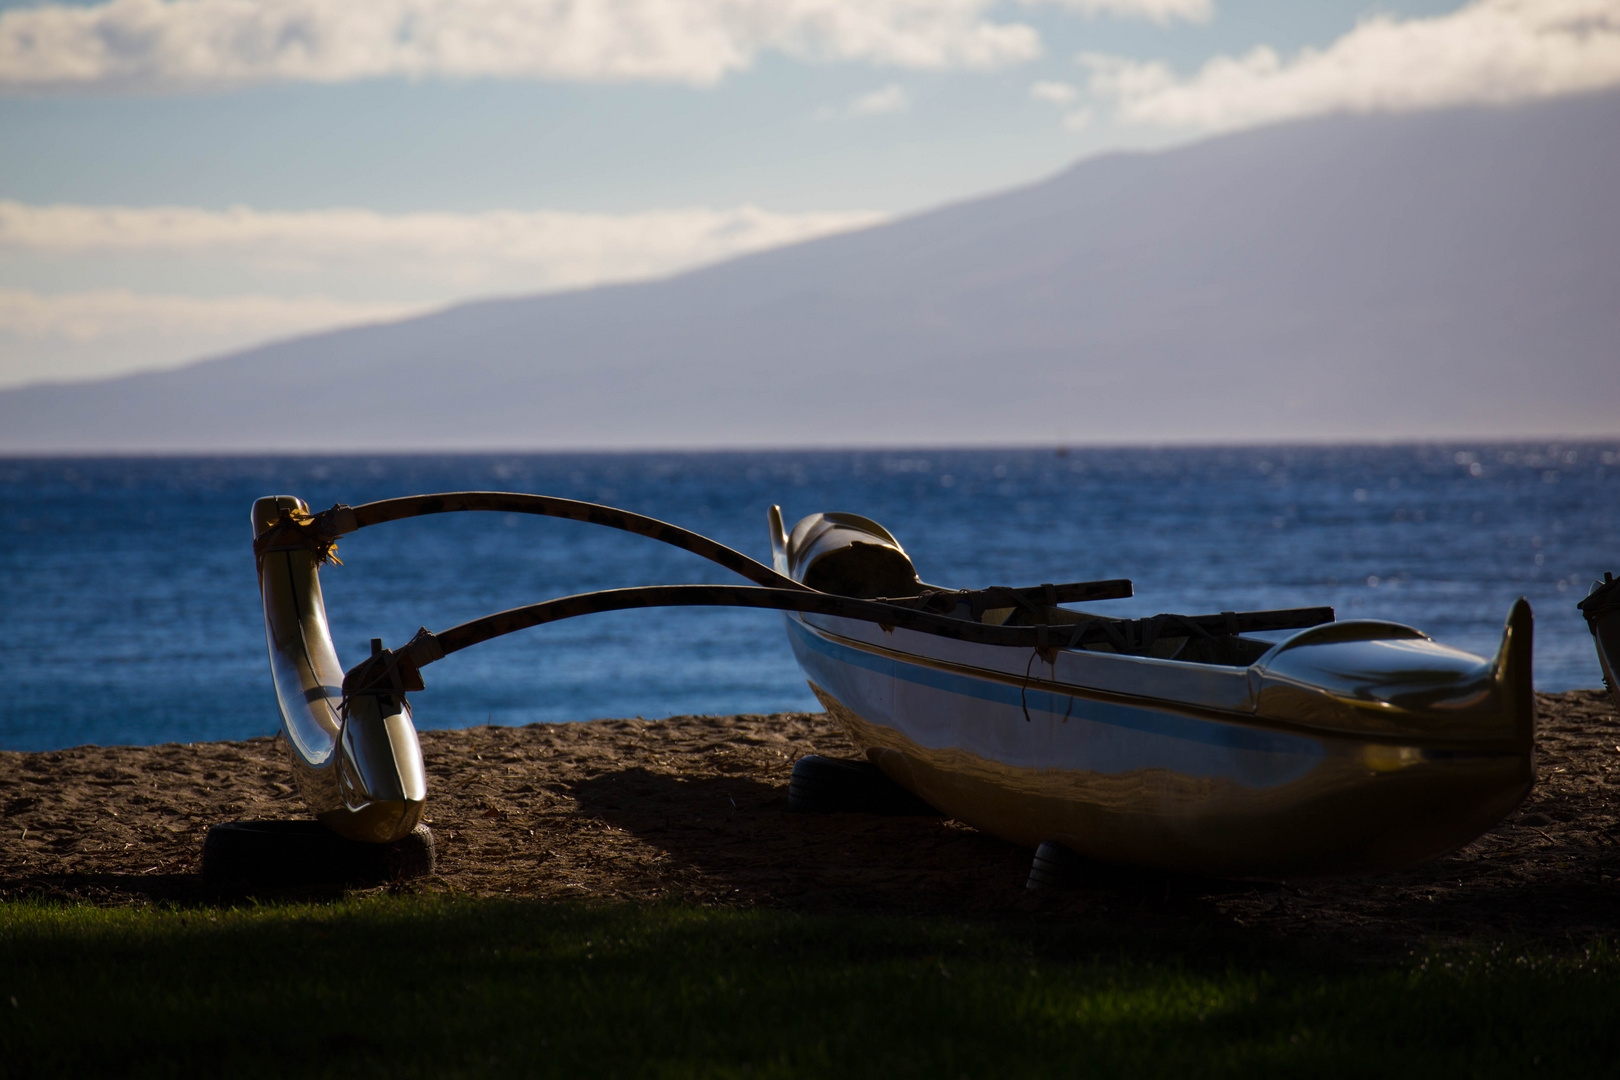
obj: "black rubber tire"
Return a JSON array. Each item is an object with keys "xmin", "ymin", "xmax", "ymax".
[
  {"xmin": 201, "ymin": 820, "xmax": 435, "ymax": 885},
  {"xmin": 788, "ymin": 755, "xmax": 942, "ymax": 816},
  {"xmin": 1025, "ymin": 839, "xmax": 1084, "ymax": 890}
]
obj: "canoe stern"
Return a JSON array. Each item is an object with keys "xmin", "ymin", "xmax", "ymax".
[{"xmin": 1250, "ymin": 602, "xmax": 1535, "ymax": 754}]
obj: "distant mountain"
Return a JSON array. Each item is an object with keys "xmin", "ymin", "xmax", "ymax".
[{"xmin": 4, "ymin": 90, "xmax": 1617, "ymax": 452}]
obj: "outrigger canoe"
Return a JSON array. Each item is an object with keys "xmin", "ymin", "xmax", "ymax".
[{"xmin": 251, "ymin": 491, "xmax": 1535, "ymax": 880}]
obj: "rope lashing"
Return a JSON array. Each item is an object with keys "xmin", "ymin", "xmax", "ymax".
[
  {"xmin": 1061, "ymin": 611, "xmax": 1224, "ymax": 657},
  {"xmin": 252, "ymin": 504, "xmax": 351, "ymax": 570},
  {"xmin": 974, "ymin": 585, "xmax": 1049, "ymax": 622},
  {"xmin": 337, "ymin": 626, "xmax": 441, "ymax": 719},
  {"xmin": 1064, "ymin": 617, "xmax": 1131, "ymax": 653}
]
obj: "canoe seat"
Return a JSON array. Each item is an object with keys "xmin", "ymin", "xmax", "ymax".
[
  {"xmin": 801, "ymin": 541, "xmax": 924, "ymax": 599},
  {"xmin": 789, "ymin": 511, "xmax": 926, "ymax": 599}
]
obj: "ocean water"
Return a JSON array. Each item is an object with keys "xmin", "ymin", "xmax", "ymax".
[{"xmin": 1, "ymin": 444, "xmax": 1615, "ymax": 752}]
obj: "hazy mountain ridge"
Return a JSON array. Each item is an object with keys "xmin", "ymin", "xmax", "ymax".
[{"xmin": 4, "ymin": 90, "xmax": 1617, "ymax": 451}]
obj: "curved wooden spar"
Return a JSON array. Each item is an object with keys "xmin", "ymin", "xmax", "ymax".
[
  {"xmin": 315, "ymin": 491, "xmax": 802, "ymax": 589},
  {"xmin": 311, "ymin": 491, "xmax": 1138, "ymax": 612},
  {"xmin": 428, "ymin": 588, "xmax": 1328, "ymax": 659}
]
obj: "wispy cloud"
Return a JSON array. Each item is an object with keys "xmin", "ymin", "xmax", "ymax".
[
  {"xmin": 0, "ymin": 288, "xmax": 417, "ymax": 344},
  {"xmin": 0, "ymin": 288, "xmax": 422, "ymax": 387},
  {"xmin": 0, "ymin": 0, "xmax": 1031, "ymax": 92},
  {"xmin": 817, "ymin": 82, "xmax": 911, "ymax": 119},
  {"xmin": 851, "ymin": 83, "xmax": 911, "ymax": 115},
  {"xmin": 1029, "ymin": 78, "xmax": 1093, "ymax": 129},
  {"xmin": 0, "ymin": 200, "xmax": 887, "ymax": 293},
  {"xmin": 0, "ymin": 0, "xmax": 1211, "ymax": 93},
  {"xmin": 1028, "ymin": 79, "xmax": 1077, "ymax": 104},
  {"xmin": 1026, "ymin": 0, "xmax": 1211, "ymax": 26},
  {"xmin": 0, "ymin": 199, "xmax": 887, "ymax": 387},
  {"xmin": 1078, "ymin": 0, "xmax": 1620, "ymax": 133}
]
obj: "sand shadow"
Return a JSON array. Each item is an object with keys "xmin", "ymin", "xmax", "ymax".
[
  {"xmin": 565, "ymin": 764, "xmax": 1620, "ymax": 951},
  {"xmin": 568, "ymin": 766, "xmax": 1270, "ymax": 919}
]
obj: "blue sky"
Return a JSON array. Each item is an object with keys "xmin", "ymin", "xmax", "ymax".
[{"xmin": 1, "ymin": 0, "xmax": 1615, "ymax": 387}]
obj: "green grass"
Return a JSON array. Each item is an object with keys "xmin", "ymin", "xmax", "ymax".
[{"xmin": 3, "ymin": 895, "xmax": 1616, "ymax": 1078}]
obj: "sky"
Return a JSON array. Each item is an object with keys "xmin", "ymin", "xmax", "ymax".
[{"xmin": 1, "ymin": 0, "xmax": 1617, "ymax": 389}]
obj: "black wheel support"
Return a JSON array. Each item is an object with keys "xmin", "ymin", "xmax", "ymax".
[
  {"xmin": 201, "ymin": 820, "xmax": 435, "ymax": 885},
  {"xmin": 1026, "ymin": 840, "xmax": 1086, "ymax": 890},
  {"xmin": 787, "ymin": 756, "xmax": 942, "ymax": 816}
]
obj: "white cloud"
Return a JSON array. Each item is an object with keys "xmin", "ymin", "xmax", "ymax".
[
  {"xmin": 0, "ymin": 200, "xmax": 886, "ymax": 294},
  {"xmin": 814, "ymin": 82, "xmax": 913, "ymax": 119},
  {"xmin": 0, "ymin": 0, "xmax": 1214, "ymax": 93},
  {"xmin": 0, "ymin": 0, "xmax": 1044, "ymax": 91},
  {"xmin": 849, "ymin": 83, "xmax": 911, "ymax": 115},
  {"xmin": 1030, "ymin": 79, "xmax": 1090, "ymax": 129},
  {"xmin": 1079, "ymin": 0, "xmax": 1620, "ymax": 132},
  {"xmin": 1024, "ymin": 0, "xmax": 1211, "ymax": 26},
  {"xmin": 0, "ymin": 288, "xmax": 423, "ymax": 387},
  {"xmin": 0, "ymin": 199, "xmax": 887, "ymax": 387},
  {"xmin": 0, "ymin": 287, "xmax": 417, "ymax": 343},
  {"xmin": 1029, "ymin": 79, "xmax": 1077, "ymax": 104}
]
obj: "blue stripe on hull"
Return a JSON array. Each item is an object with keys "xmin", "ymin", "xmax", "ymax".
[{"xmin": 787, "ymin": 615, "xmax": 1322, "ymax": 789}]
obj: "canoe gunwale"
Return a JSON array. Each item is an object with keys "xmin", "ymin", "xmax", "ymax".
[{"xmin": 792, "ymin": 612, "xmax": 1527, "ymax": 754}]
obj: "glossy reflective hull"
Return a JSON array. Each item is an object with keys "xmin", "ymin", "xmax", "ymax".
[
  {"xmin": 254, "ymin": 496, "xmax": 426, "ymax": 843},
  {"xmin": 786, "ymin": 607, "xmax": 1534, "ymax": 879}
]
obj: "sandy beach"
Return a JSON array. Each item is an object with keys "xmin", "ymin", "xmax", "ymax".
[{"xmin": 4, "ymin": 690, "xmax": 1617, "ymax": 949}]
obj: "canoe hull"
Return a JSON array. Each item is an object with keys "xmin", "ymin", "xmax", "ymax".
[{"xmin": 788, "ymin": 612, "xmax": 1533, "ymax": 879}]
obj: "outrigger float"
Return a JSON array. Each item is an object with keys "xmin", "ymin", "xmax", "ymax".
[{"xmin": 252, "ymin": 491, "xmax": 1536, "ymax": 880}]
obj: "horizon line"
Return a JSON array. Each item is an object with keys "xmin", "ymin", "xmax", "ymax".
[{"xmin": 2, "ymin": 434, "xmax": 1617, "ymax": 460}]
